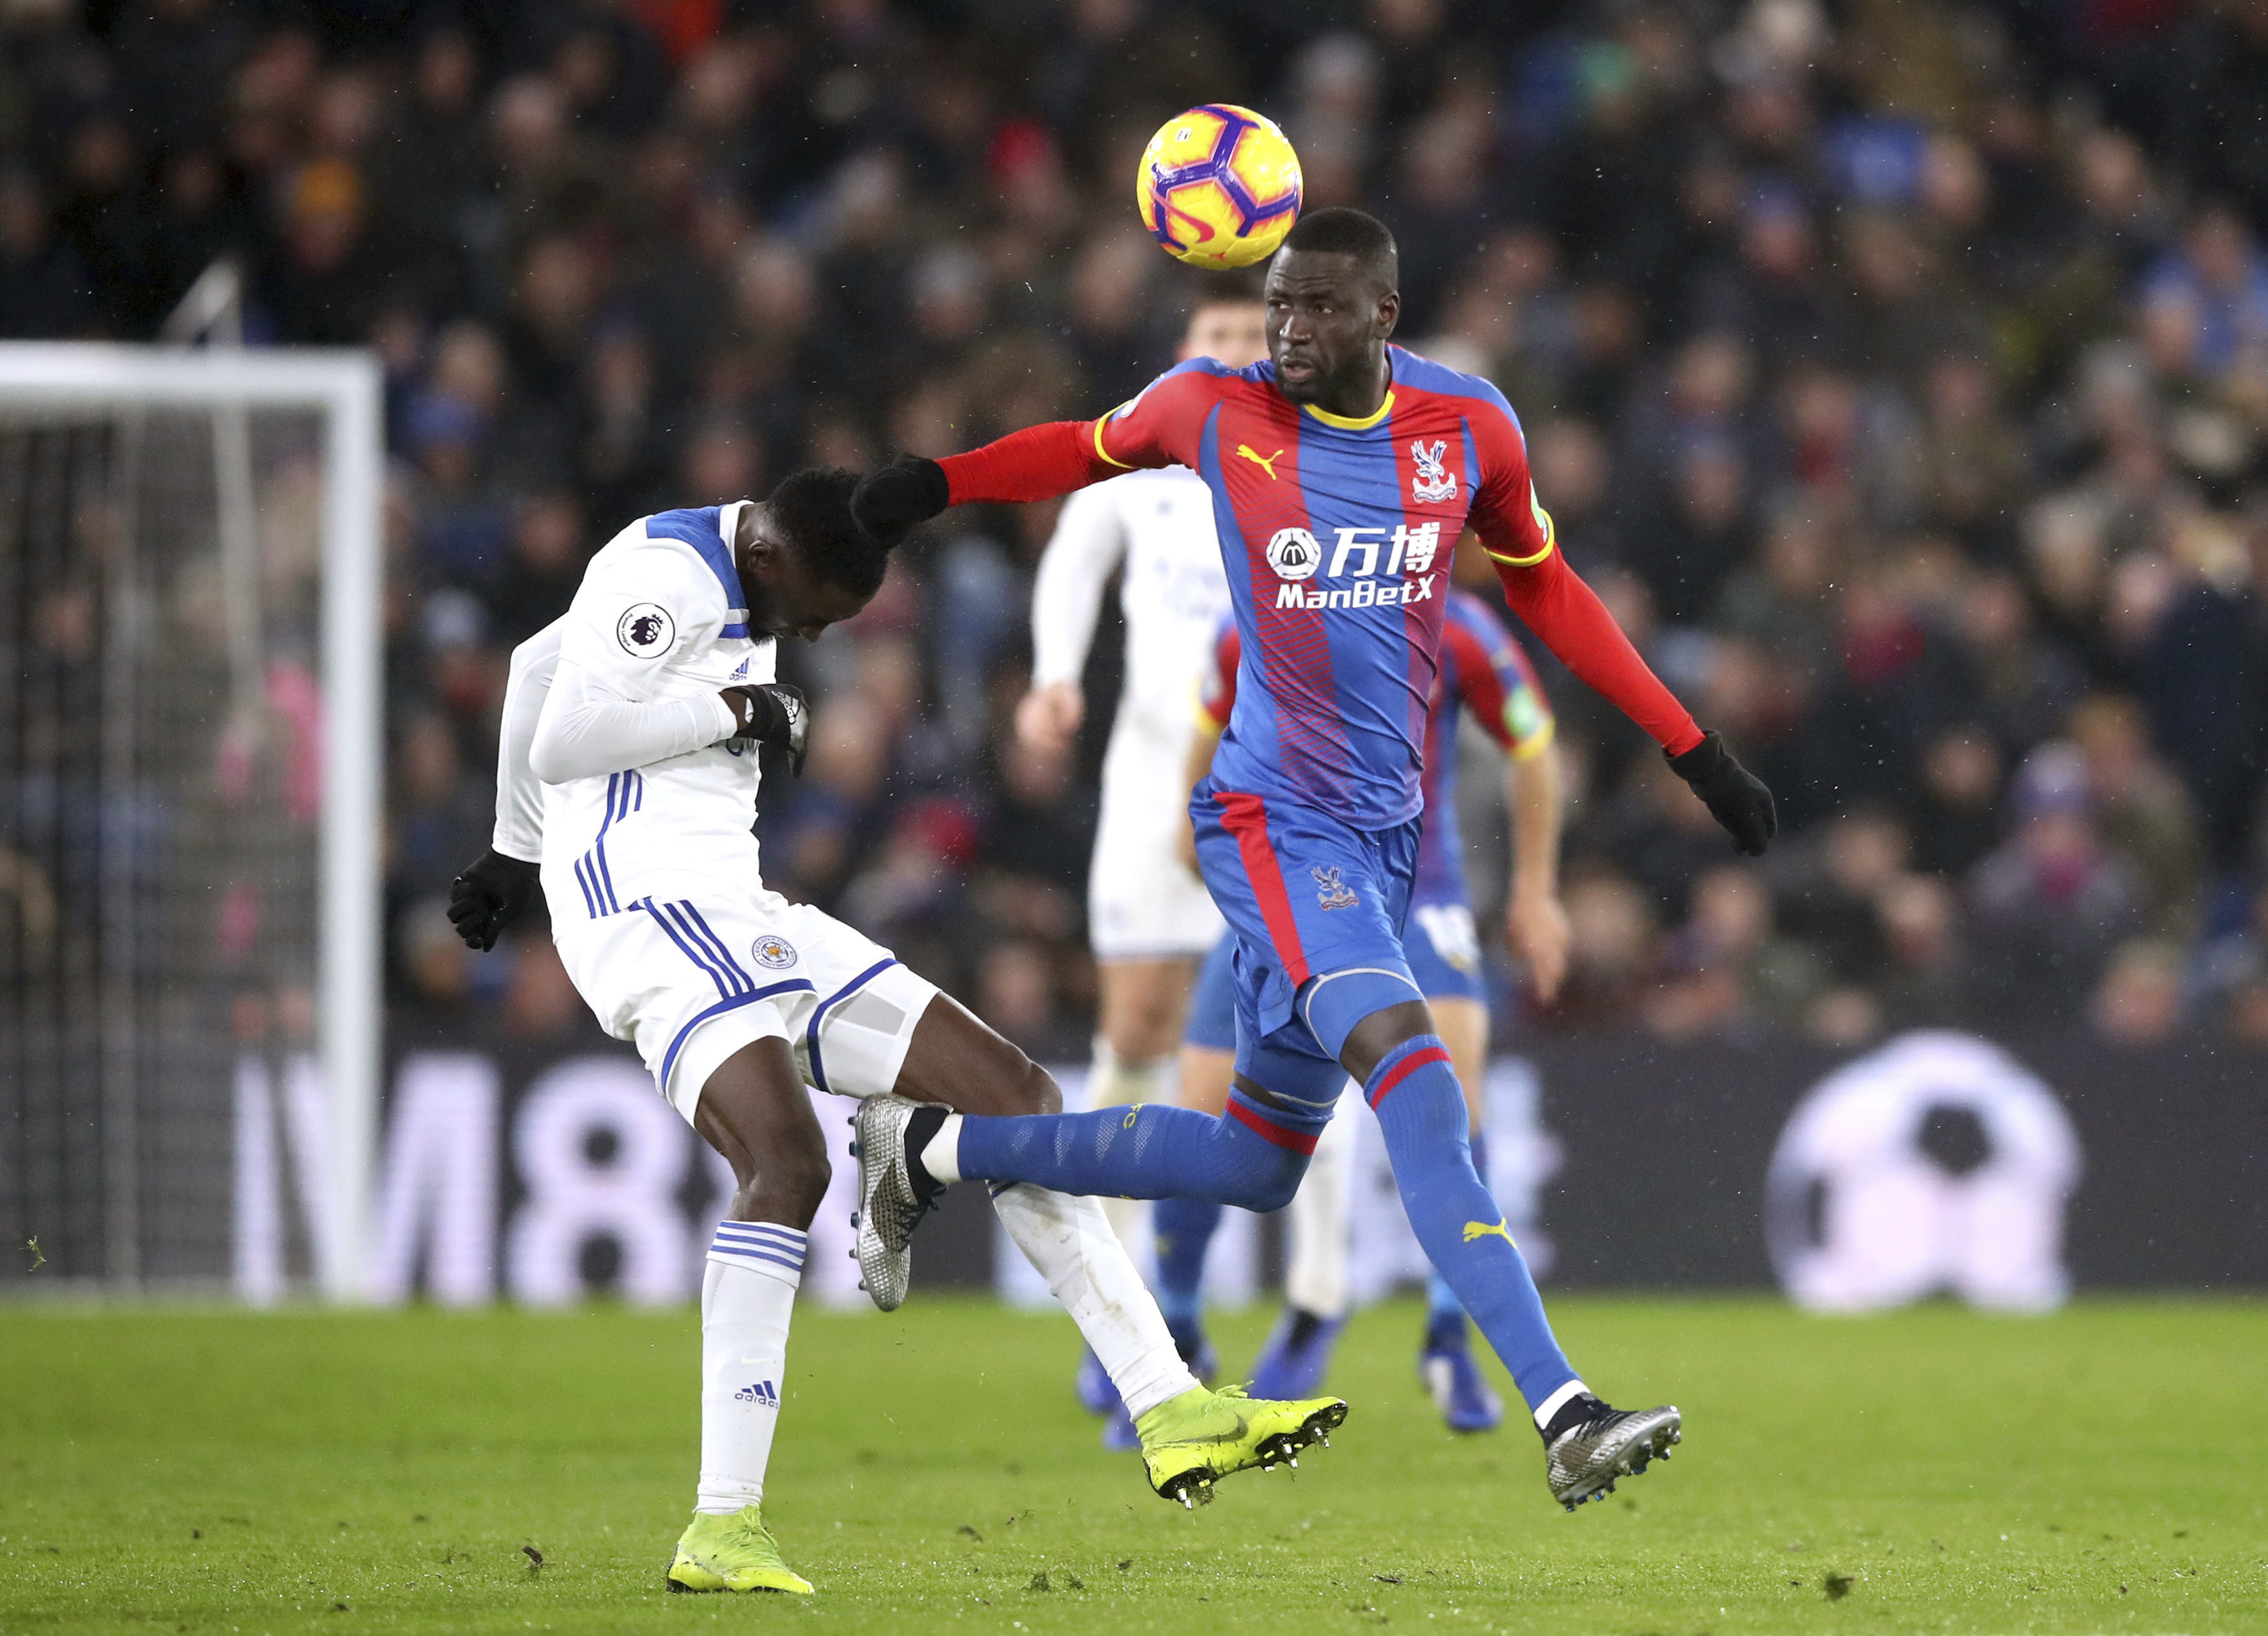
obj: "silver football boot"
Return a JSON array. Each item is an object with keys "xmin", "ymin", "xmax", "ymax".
[
  {"xmin": 849, "ymin": 1095, "xmax": 940, "ymax": 1311},
  {"xmin": 1545, "ymin": 1401, "xmax": 1681, "ymax": 1510}
]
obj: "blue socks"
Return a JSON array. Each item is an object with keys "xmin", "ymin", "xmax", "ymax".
[
  {"xmin": 950, "ymin": 1015, "xmax": 1577, "ymax": 1418},
  {"xmin": 1424, "ymin": 1128, "xmax": 1487, "ymax": 1350},
  {"xmin": 953, "ymin": 1088, "xmax": 1325, "ymax": 1214},
  {"xmin": 1365, "ymin": 1038, "xmax": 1575, "ymax": 1412},
  {"xmin": 1151, "ymin": 1196, "xmax": 1221, "ymax": 1351}
]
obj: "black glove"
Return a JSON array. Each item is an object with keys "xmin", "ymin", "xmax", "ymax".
[
  {"xmin": 448, "ymin": 849, "xmax": 542, "ymax": 952},
  {"xmin": 1667, "ymin": 730, "xmax": 1777, "ymax": 856},
  {"xmin": 721, "ymin": 681, "xmax": 811, "ymax": 775},
  {"xmin": 850, "ymin": 454, "xmax": 949, "ymax": 546}
]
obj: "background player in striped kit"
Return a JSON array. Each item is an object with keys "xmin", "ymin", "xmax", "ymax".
[
  {"xmin": 1012, "ymin": 286, "xmax": 1262, "ymax": 1436},
  {"xmin": 1160, "ymin": 584, "xmax": 1569, "ymax": 1433}
]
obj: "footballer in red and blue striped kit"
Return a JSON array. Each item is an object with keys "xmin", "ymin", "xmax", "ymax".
[{"xmin": 850, "ymin": 207, "xmax": 1778, "ymax": 1509}]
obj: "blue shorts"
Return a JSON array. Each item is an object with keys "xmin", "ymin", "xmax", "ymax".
[
  {"xmin": 1183, "ymin": 892, "xmax": 1483, "ymax": 1055},
  {"xmin": 1185, "ymin": 778, "xmax": 1426, "ymax": 1110},
  {"xmin": 1402, "ymin": 896, "xmax": 1487, "ymax": 1003}
]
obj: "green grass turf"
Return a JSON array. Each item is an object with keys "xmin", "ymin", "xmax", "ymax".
[{"xmin": 1, "ymin": 1297, "xmax": 2262, "ymax": 1635}]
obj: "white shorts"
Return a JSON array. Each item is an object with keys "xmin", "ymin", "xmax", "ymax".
[
  {"xmin": 551, "ymin": 885, "xmax": 939, "ymax": 1121},
  {"xmin": 1088, "ymin": 712, "xmax": 1225, "ymax": 962}
]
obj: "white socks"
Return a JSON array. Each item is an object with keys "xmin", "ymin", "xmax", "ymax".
[
  {"xmin": 1284, "ymin": 1100, "xmax": 1356, "ymax": 1318},
  {"xmin": 1100, "ymin": 1195, "xmax": 1146, "ymax": 1258},
  {"xmin": 992, "ymin": 1182, "xmax": 1197, "ymax": 1420},
  {"xmin": 1086, "ymin": 1039, "xmax": 1174, "ymax": 1256},
  {"xmin": 917, "ymin": 1047, "xmax": 1198, "ymax": 1425},
  {"xmin": 696, "ymin": 1221, "xmax": 804, "ymax": 1513}
]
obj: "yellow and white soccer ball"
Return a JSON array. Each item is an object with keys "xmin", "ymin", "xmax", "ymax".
[{"xmin": 1135, "ymin": 104, "xmax": 1303, "ymax": 270}]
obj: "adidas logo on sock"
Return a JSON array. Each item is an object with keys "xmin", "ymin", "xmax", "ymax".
[
  {"xmin": 734, "ymin": 1380, "xmax": 779, "ymax": 1407},
  {"xmin": 730, "ymin": 657, "xmax": 752, "ymax": 679}
]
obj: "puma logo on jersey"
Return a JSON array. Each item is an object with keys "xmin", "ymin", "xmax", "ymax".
[
  {"xmin": 1463, "ymin": 1217, "xmax": 1514, "ymax": 1246},
  {"xmin": 1236, "ymin": 444, "xmax": 1284, "ymax": 480}
]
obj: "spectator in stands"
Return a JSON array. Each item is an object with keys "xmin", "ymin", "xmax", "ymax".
[{"xmin": 5, "ymin": 0, "xmax": 2263, "ymax": 1051}]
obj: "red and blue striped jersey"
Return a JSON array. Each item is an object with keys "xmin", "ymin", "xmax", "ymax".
[
  {"xmin": 1097, "ymin": 345, "xmax": 1555, "ymax": 828},
  {"xmin": 1199, "ymin": 588, "xmax": 1554, "ymax": 904}
]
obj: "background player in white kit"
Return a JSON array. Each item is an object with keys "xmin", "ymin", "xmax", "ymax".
[
  {"xmin": 446, "ymin": 471, "xmax": 1345, "ymax": 1595},
  {"xmin": 1013, "ymin": 286, "xmax": 1267, "ymax": 1439}
]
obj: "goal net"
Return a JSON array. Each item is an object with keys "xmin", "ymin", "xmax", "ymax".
[{"xmin": 0, "ymin": 344, "xmax": 382, "ymax": 1300}]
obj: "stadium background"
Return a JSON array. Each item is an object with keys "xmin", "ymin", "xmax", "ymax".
[{"xmin": 3, "ymin": 0, "xmax": 2267, "ymax": 1302}]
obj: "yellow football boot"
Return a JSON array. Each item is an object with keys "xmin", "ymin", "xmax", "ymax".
[
  {"xmin": 664, "ymin": 1506, "xmax": 813, "ymax": 1595},
  {"xmin": 1135, "ymin": 1383, "xmax": 1348, "ymax": 1507}
]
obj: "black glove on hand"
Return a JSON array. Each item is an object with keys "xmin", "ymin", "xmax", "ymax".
[
  {"xmin": 721, "ymin": 682, "xmax": 811, "ymax": 775},
  {"xmin": 850, "ymin": 454, "xmax": 949, "ymax": 546},
  {"xmin": 1667, "ymin": 730, "xmax": 1778, "ymax": 856},
  {"xmin": 448, "ymin": 849, "xmax": 542, "ymax": 952}
]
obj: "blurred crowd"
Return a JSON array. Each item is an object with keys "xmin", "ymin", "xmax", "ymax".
[{"xmin": 8, "ymin": 0, "xmax": 2268, "ymax": 1053}]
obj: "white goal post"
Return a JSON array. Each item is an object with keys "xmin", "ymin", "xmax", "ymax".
[{"xmin": 0, "ymin": 344, "xmax": 383, "ymax": 1302}]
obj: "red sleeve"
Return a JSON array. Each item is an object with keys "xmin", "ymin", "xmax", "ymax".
[
  {"xmin": 1466, "ymin": 397, "xmax": 1556, "ymax": 570},
  {"xmin": 1464, "ymin": 395, "xmax": 1701, "ymax": 754},
  {"xmin": 1447, "ymin": 595, "xmax": 1556, "ymax": 758},
  {"xmin": 940, "ymin": 421, "xmax": 1113, "ymax": 505},
  {"xmin": 1442, "ymin": 608, "xmax": 1516, "ymax": 752},
  {"xmin": 1494, "ymin": 548, "xmax": 1702, "ymax": 754},
  {"xmin": 1441, "ymin": 614, "xmax": 1505, "ymax": 747},
  {"xmin": 1093, "ymin": 361, "xmax": 1222, "ymax": 471},
  {"xmin": 938, "ymin": 362, "xmax": 1221, "ymax": 506}
]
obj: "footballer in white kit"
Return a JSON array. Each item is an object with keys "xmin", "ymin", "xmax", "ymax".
[
  {"xmin": 1013, "ymin": 287, "xmax": 1265, "ymax": 1437},
  {"xmin": 522, "ymin": 504, "xmax": 927, "ymax": 1119},
  {"xmin": 447, "ymin": 470, "xmax": 1347, "ymax": 1595},
  {"xmin": 1032, "ymin": 462, "xmax": 1231, "ymax": 966}
]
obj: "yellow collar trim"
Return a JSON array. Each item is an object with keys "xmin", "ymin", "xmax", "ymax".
[{"xmin": 1301, "ymin": 390, "xmax": 1395, "ymax": 430}]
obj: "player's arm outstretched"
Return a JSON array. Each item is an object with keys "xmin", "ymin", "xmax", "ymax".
[
  {"xmin": 851, "ymin": 364, "xmax": 1219, "ymax": 538},
  {"xmin": 1468, "ymin": 404, "xmax": 1777, "ymax": 856}
]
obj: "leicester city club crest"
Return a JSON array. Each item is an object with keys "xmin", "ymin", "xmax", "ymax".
[
  {"xmin": 1311, "ymin": 865, "xmax": 1358, "ymax": 911},
  {"xmin": 750, "ymin": 934, "xmax": 798, "ymax": 970}
]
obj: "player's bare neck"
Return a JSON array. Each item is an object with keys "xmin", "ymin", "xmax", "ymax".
[{"xmin": 1314, "ymin": 353, "xmax": 1391, "ymax": 422}]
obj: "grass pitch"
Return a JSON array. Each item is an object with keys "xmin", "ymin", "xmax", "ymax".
[{"xmin": 1, "ymin": 1296, "xmax": 2262, "ymax": 1635}]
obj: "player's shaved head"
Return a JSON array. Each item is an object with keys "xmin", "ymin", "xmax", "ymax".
[
  {"xmin": 739, "ymin": 467, "xmax": 889, "ymax": 640},
  {"xmin": 1280, "ymin": 207, "xmax": 1398, "ymax": 296}
]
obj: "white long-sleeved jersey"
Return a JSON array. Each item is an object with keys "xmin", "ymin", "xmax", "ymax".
[
  {"xmin": 505, "ymin": 504, "xmax": 776, "ymax": 915},
  {"xmin": 1030, "ymin": 467, "xmax": 1229, "ymax": 738}
]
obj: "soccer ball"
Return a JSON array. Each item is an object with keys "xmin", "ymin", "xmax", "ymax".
[{"xmin": 1136, "ymin": 104, "xmax": 1302, "ymax": 270}]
